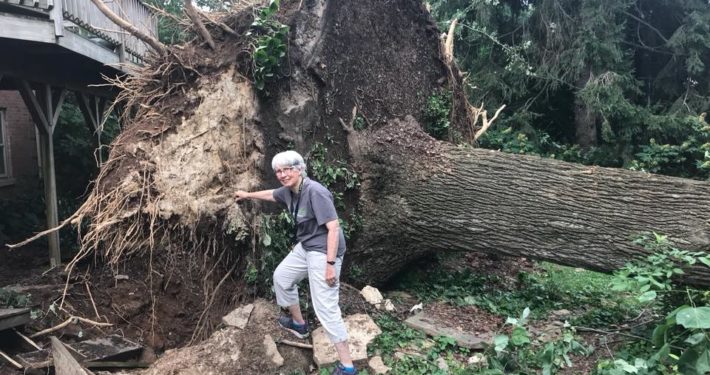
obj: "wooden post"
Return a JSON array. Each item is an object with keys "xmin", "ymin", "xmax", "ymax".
[
  {"xmin": 117, "ymin": 43, "xmax": 126, "ymax": 64},
  {"xmin": 16, "ymin": 80, "xmax": 66, "ymax": 267},
  {"xmin": 49, "ymin": 0, "xmax": 64, "ymax": 37}
]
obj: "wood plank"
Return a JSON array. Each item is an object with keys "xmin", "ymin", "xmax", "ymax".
[
  {"xmin": 49, "ymin": 0, "xmax": 62, "ymax": 36},
  {"xmin": 0, "ymin": 14, "xmax": 121, "ymax": 67},
  {"xmin": 69, "ymin": 335, "xmax": 141, "ymax": 362},
  {"xmin": 0, "ymin": 308, "xmax": 31, "ymax": 319},
  {"xmin": 51, "ymin": 337, "xmax": 92, "ymax": 375},
  {"xmin": 0, "ymin": 308, "xmax": 31, "ymax": 331}
]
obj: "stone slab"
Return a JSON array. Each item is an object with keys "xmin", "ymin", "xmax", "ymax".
[
  {"xmin": 262, "ymin": 334, "xmax": 284, "ymax": 367},
  {"xmin": 404, "ymin": 312, "xmax": 491, "ymax": 349},
  {"xmin": 312, "ymin": 314, "xmax": 381, "ymax": 367},
  {"xmin": 368, "ymin": 356, "xmax": 390, "ymax": 374},
  {"xmin": 222, "ymin": 303, "xmax": 254, "ymax": 329}
]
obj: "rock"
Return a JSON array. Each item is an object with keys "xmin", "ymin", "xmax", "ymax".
[
  {"xmin": 369, "ymin": 356, "xmax": 390, "ymax": 374},
  {"xmin": 437, "ymin": 357, "xmax": 448, "ymax": 371},
  {"xmin": 361, "ymin": 286, "xmax": 384, "ymax": 305},
  {"xmin": 383, "ymin": 299, "xmax": 395, "ymax": 312},
  {"xmin": 222, "ymin": 304, "xmax": 254, "ymax": 329},
  {"xmin": 404, "ymin": 312, "xmax": 491, "ymax": 349},
  {"xmin": 263, "ymin": 334, "xmax": 284, "ymax": 367},
  {"xmin": 468, "ymin": 353, "xmax": 486, "ymax": 365},
  {"xmin": 312, "ymin": 314, "xmax": 382, "ymax": 367}
]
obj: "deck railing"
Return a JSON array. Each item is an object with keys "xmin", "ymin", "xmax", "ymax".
[
  {"xmin": 61, "ymin": 0, "xmax": 158, "ymax": 62},
  {"xmin": 1, "ymin": 0, "xmax": 157, "ymax": 62}
]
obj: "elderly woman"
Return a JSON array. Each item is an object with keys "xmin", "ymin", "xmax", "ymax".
[{"xmin": 234, "ymin": 150, "xmax": 357, "ymax": 375}]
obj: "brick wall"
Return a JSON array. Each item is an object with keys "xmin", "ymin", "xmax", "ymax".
[{"xmin": 0, "ymin": 90, "xmax": 39, "ymax": 198}]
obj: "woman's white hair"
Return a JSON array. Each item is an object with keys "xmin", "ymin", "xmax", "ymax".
[{"xmin": 271, "ymin": 150, "xmax": 307, "ymax": 176}]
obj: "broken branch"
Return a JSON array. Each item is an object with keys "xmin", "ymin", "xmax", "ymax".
[
  {"xmin": 184, "ymin": 0, "xmax": 216, "ymax": 49},
  {"xmin": 474, "ymin": 104, "xmax": 506, "ymax": 141},
  {"xmin": 31, "ymin": 316, "xmax": 113, "ymax": 338},
  {"xmin": 276, "ymin": 339, "xmax": 313, "ymax": 349}
]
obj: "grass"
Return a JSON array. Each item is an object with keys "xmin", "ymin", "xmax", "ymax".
[{"xmin": 390, "ymin": 258, "xmax": 640, "ymax": 325}]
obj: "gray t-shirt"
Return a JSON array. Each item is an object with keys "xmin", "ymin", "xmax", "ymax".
[{"xmin": 273, "ymin": 177, "xmax": 346, "ymax": 257}]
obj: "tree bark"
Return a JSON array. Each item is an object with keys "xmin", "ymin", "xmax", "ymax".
[
  {"xmin": 575, "ymin": 72, "xmax": 598, "ymax": 149},
  {"xmin": 347, "ymin": 117, "xmax": 710, "ymax": 286},
  {"xmin": 183, "ymin": 0, "xmax": 216, "ymax": 50}
]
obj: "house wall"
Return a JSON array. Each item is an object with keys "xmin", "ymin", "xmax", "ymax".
[{"xmin": 0, "ymin": 90, "xmax": 39, "ymax": 198}]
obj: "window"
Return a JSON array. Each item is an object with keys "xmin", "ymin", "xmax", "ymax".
[{"xmin": 0, "ymin": 109, "xmax": 10, "ymax": 180}]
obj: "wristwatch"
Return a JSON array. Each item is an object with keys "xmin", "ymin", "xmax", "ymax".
[{"xmin": 326, "ymin": 260, "xmax": 336, "ymax": 265}]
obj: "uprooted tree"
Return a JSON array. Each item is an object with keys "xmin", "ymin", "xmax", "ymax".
[{"xmin": 14, "ymin": 0, "xmax": 710, "ymax": 345}]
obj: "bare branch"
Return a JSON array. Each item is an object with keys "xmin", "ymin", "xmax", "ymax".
[
  {"xmin": 198, "ymin": 9, "xmax": 238, "ymax": 36},
  {"xmin": 474, "ymin": 104, "xmax": 506, "ymax": 141}
]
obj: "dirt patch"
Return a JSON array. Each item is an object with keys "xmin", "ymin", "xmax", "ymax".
[
  {"xmin": 137, "ymin": 299, "xmax": 312, "ymax": 375},
  {"xmin": 427, "ymin": 301, "xmax": 503, "ymax": 335}
]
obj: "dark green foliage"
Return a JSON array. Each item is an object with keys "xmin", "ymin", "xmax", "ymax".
[
  {"xmin": 0, "ymin": 288, "xmax": 31, "ymax": 308},
  {"xmin": 144, "ymin": 0, "xmax": 232, "ymax": 44},
  {"xmin": 249, "ymin": 0, "xmax": 289, "ymax": 92},
  {"xmin": 246, "ymin": 212, "xmax": 293, "ymax": 294},
  {"xmin": 423, "ymin": 91, "xmax": 452, "ymax": 140},
  {"xmin": 369, "ymin": 314, "xmax": 425, "ymax": 356},
  {"xmin": 143, "ymin": 0, "xmax": 188, "ymax": 44},
  {"xmin": 596, "ymin": 234, "xmax": 710, "ymax": 374},
  {"xmin": 0, "ymin": 181, "xmax": 45, "ymax": 244},
  {"xmin": 430, "ymin": 0, "xmax": 710, "ymax": 180}
]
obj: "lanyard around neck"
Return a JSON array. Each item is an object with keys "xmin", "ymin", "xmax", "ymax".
[{"xmin": 290, "ymin": 179, "xmax": 304, "ymax": 241}]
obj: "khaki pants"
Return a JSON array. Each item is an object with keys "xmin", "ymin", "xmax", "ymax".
[{"xmin": 273, "ymin": 243, "xmax": 348, "ymax": 343}]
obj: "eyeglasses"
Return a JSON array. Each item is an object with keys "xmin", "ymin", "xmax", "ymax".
[{"xmin": 274, "ymin": 166, "xmax": 296, "ymax": 176}]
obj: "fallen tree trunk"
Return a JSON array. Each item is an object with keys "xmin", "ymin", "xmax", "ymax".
[{"xmin": 346, "ymin": 117, "xmax": 710, "ymax": 286}]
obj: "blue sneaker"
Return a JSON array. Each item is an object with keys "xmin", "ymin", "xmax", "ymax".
[
  {"xmin": 277, "ymin": 316, "xmax": 310, "ymax": 339},
  {"xmin": 331, "ymin": 362, "xmax": 358, "ymax": 375}
]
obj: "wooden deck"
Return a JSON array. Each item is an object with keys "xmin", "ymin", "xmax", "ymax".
[
  {"xmin": 0, "ymin": 0, "xmax": 157, "ymax": 68},
  {"xmin": 0, "ymin": 308, "xmax": 31, "ymax": 331},
  {"xmin": 0, "ymin": 0, "xmax": 156, "ymax": 267}
]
